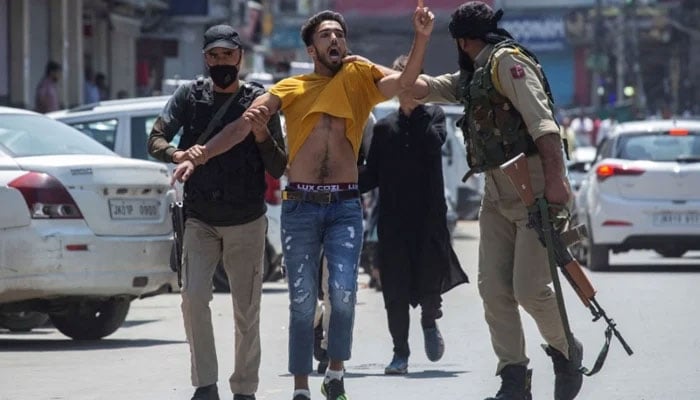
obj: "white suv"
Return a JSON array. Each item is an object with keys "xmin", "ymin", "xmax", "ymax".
[{"xmin": 49, "ymin": 97, "xmax": 284, "ymax": 289}]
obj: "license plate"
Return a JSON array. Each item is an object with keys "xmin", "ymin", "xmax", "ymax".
[
  {"xmin": 109, "ymin": 199, "xmax": 161, "ymax": 220},
  {"xmin": 653, "ymin": 212, "xmax": 700, "ymax": 226}
]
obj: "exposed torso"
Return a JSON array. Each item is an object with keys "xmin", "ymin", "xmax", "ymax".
[
  {"xmin": 288, "ymin": 113, "xmax": 358, "ymax": 183},
  {"xmin": 269, "ymin": 61, "xmax": 387, "ymax": 183}
]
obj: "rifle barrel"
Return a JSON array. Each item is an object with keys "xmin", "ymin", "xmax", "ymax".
[{"xmin": 591, "ymin": 298, "xmax": 634, "ymax": 356}]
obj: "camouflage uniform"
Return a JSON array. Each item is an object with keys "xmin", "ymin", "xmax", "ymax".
[{"xmin": 419, "ymin": 42, "xmax": 571, "ymax": 374}]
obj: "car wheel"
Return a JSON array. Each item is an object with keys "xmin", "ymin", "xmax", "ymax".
[
  {"xmin": 587, "ymin": 242, "xmax": 610, "ymax": 271},
  {"xmin": 49, "ymin": 299, "xmax": 130, "ymax": 340},
  {"xmin": 212, "ymin": 239, "xmax": 276, "ymax": 293},
  {"xmin": 0, "ymin": 312, "xmax": 49, "ymax": 332},
  {"xmin": 655, "ymin": 248, "xmax": 687, "ymax": 258}
]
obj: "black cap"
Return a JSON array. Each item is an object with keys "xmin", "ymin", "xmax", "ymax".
[
  {"xmin": 203, "ymin": 25, "xmax": 241, "ymax": 52},
  {"xmin": 449, "ymin": 1, "xmax": 503, "ymax": 39}
]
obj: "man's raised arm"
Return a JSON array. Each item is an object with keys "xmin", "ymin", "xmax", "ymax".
[{"xmin": 376, "ymin": 1, "xmax": 434, "ymax": 97}]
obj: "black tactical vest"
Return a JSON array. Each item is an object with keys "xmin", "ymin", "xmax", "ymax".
[
  {"xmin": 177, "ymin": 78, "xmax": 267, "ymax": 218},
  {"xmin": 457, "ymin": 40, "xmax": 556, "ymax": 172}
]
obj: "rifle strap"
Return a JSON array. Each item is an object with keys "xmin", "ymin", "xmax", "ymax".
[
  {"xmin": 538, "ymin": 197, "xmax": 613, "ymax": 377},
  {"xmin": 536, "ymin": 198, "xmax": 576, "ymax": 355},
  {"xmin": 580, "ymin": 325, "xmax": 613, "ymax": 376},
  {"xmin": 461, "ymin": 168, "xmax": 478, "ymax": 183},
  {"xmin": 195, "ymin": 83, "xmax": 245, "ymax": 146}
]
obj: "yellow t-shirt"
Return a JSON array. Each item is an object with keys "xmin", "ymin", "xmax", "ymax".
[{"xmin": 268, "ymin": 61, "xmax": 387, "ymax": 163}]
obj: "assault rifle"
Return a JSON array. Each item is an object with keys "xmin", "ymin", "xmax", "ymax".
[
  {"xmin": 169, "ymin": 202, "xmax": 185, "ymax": 288},
  {"xmin": 500, "ymin": 153, "xmax": 633, "ymax": 375}
]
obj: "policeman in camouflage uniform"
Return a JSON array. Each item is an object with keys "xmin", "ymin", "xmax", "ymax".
[{"xmin": 411, "ymin": 2, "xmax": 583, "ymax": 399}]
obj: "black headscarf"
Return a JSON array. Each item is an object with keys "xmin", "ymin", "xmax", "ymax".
[{"xmin": 449, "ymin": 2, "xmax": 515, "ymax": 71}]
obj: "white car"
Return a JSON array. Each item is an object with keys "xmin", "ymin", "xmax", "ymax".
[
  {"xmin": 573, "ymin": 119, "xmax": 700, "ymax": 270},
  {"xmin": 0, "ymin": 107, "xmax": 176, "ymax": 338},
  {"xmin": 48, "ymin": 97, "xmax": 284, "ymax": 289}
]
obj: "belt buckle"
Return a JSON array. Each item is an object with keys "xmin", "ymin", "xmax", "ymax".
[{"xmin": 318, "ymin": 191, "xmax": 332, "ymax": 203}]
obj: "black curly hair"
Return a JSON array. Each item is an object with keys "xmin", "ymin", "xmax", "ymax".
[{"xmin": 300, "ymin": 10, "xmax": 347, "ymax": 46}]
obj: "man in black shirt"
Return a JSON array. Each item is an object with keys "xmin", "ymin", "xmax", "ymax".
[
  {"xmin": 359, "ymin": 55, "xmax": 468, "ymax": 375},
  {"xmin": 148, "ymin": 25, "xmax": 286, "ymax": 400}
]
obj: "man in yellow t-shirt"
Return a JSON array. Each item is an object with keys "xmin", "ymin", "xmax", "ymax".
[{"xmin": 172, "ymin": 3, "xmax": 435, "ymax": 400}]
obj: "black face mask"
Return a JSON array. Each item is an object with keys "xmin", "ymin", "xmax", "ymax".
[{"xmin": 208, "ymin": 64, "xmax": 239, "ymax": 89}]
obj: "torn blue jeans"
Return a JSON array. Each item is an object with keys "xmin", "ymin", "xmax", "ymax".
[{"xmin": 281, "ymin": 197, "xmax": 363, "ymax": 375}]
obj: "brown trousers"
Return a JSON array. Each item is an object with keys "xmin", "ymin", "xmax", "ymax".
[
  {"xmin": 478, "ymin": 155, "xmax": 570, "ymax": 374},
  {"xmin": 181, "ymin": 215, "xmax": 266, "ymax": 395}
]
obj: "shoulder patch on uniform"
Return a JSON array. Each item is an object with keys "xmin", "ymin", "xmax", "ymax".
[
  {"xmin": 510, "ymin": 64, "xmax": 526, "ymax": 79},
  {"xmin": 490, "ymin": 47, "xmax": 522, "ymax": 79}
]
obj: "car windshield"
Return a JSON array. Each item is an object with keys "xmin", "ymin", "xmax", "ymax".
[
  {"xmin": 616, "ymin": 131, "xmax": 700, "ymax": 162},
  {"xmin": 0, "ymin": 114, "xmax": 115, "ymax": 157}
]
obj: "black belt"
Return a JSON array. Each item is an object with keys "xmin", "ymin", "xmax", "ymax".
[{"xmin": 282, "ymin": 189, "xmax": 360, "ymax": 204}]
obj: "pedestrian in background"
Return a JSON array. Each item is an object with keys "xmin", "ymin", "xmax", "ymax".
[
  {"xmin": 410, "ymin": 2, "xmax": 584, "ymax": 399},
  {"xmin": 358, "ymin": 54, "xmax": 468, "ymax": 376},
  {"xmin": 595, "ymin": 112, "xmax": 618, "ymax": 146},
  {"xmin": 84, "ymin": 68, "xmax": 101, "ymax": 104},
  {"xmin": 559, "ymin": 116, "xmax": 576, "ymax": 158},
  {"xmin": 570, "ymin": 108, "xmax": 594, "ymax": 147},
  {"xmin": 149, "ymin": 24, "xmax": 286, "ymax": 400},
  {"xmin": 96, "ymin": 73, "xmax": 110, "ymax": 100},
  {"xmin": 35, "ymin": 61, "xmax": 61, "ymax": 113}
]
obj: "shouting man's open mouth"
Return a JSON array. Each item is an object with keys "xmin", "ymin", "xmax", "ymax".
[{"xmin": 328, "ymin": 48, "xmax": 341, "ymax": 63}]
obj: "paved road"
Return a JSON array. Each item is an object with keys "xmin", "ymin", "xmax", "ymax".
[{"xmin": 2, "ymin": 221, "xmax": 699, "ymax": 399}]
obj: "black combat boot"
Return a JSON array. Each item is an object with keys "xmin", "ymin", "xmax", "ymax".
[
  {"xmin": 191, "ymin": 384, "xmax": 219, "ymax": 400},
  {"xmin": 484, "ymin": 365, "xmax": 533, "ymax": 400},
  {"xmin": 544, "ymin": 338, "xmax": 584, "ymax": 400}
]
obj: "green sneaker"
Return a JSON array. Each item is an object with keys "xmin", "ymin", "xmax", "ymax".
[{"xmin": 321, "ymin": 377, "xmax": 349, "ymax": 400}]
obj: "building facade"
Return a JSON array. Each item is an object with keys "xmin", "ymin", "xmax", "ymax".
[
  {"xmin": 0, "ymin": 0, "xmax": 172, "ymax": 110},
  {"xmin": 2, "ymin": 0, "xmax": 695, "ymax": 115}
]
